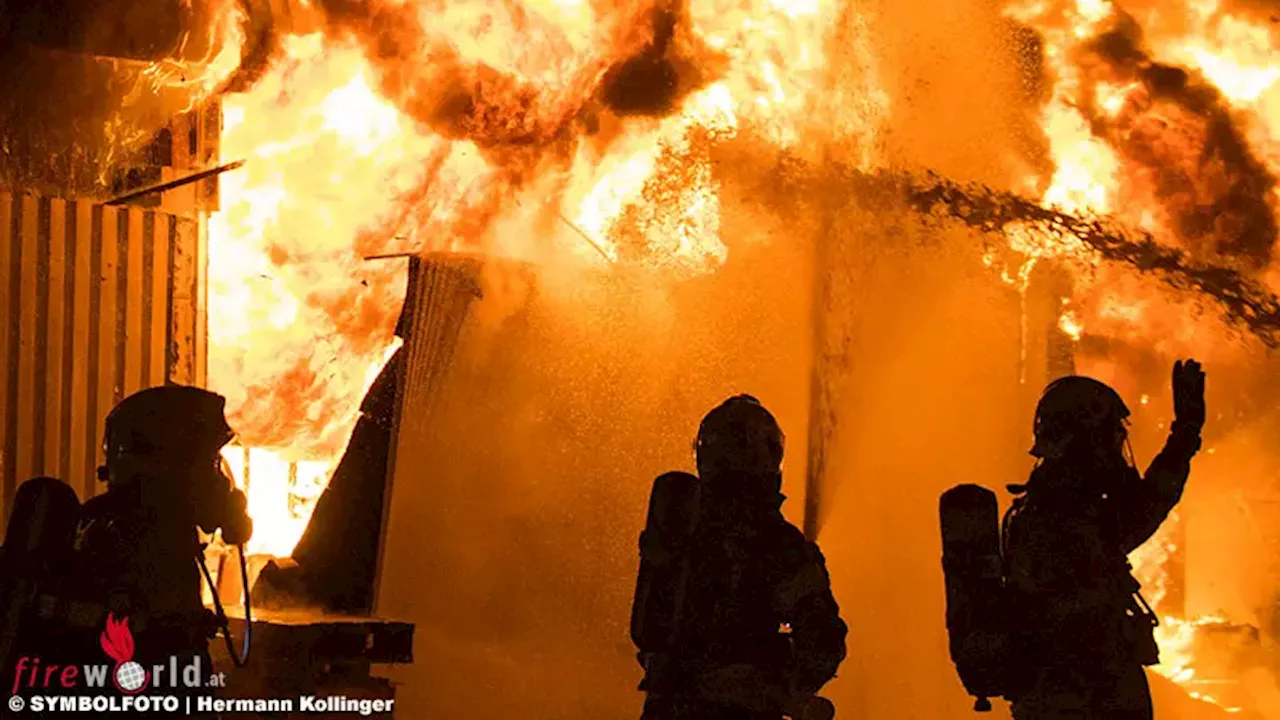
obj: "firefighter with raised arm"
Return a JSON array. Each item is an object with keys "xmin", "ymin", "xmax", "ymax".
[
  {"xmin": 1002, "ymin": 361, "xmax": 1206, "ymax": 719},
  {"xmin": 631, "ymin": 395, "xmax": 847, "ymax": 720}
]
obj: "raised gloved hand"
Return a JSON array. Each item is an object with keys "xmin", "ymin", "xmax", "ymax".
[{"xmin": 1172, "ymin": 359, "xmax": 1206, "ymax": 434}]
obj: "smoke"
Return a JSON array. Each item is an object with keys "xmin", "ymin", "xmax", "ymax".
[
  {"xmin": 226, "ymin": 0, "xmax": 286, "ymax": 93},
  {"xmin": 596, "ymin": 1, "xmax": 724, "ymax": 118},
  {"xmin": 377, "ymin": 212, "xmax": 817, "ymax": 718},
  {"xmin": 0, "ymin": 0, "xmax": 250, "ymax": 194},
  {"xmin": 307, "ymin": 0, "xmax": 684, "ymax": 148},
  {"xmin": 1074, "ymin": 12, "xmax": 1279, "ymax": 272}
]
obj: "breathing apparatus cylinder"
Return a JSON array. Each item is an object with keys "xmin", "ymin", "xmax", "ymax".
[
  {"xmin": 632, "ymin": 471, "xmax": 701, "ymax": 658},
  {"xmin": 0, "ymin": 477, "xmax": 82, "ymax": 686},
  {"xmin": 939, "ymin": 483, "xmax": 1009, "ymax": 712}
]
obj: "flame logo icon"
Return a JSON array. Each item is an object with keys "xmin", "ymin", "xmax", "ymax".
[{"xmin": 100, "ymin": 613, "xmax": 148, "ymax": 694}]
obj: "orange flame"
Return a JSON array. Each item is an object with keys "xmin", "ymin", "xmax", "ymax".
[
  {"xmin": 205, "ymin": 1, "xmax": 888, "ymax": 557},
  {"xmin": 996, "ymin": 0, "xmax": 1280, "ymax": 356}
]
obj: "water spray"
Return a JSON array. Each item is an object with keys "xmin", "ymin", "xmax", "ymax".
[{"xmin": 853, "ymin": 169, "xmax": 1280, "ymax": 347}]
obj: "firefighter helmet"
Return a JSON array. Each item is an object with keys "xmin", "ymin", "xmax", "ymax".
[
  {"xmin": 695, "ymin": 394, "xmax": 784, "ymax": 480},
  {"xmin": 1031, "ymin": 376, "xmax": 1130, "ymax": 460},
  {"xmin": 99, "ymin": 385, "xmax": 235, "ymax": 483}
]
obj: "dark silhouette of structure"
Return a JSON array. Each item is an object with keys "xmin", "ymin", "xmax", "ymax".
[
  {"xmin": 279, "ymin": 258, "xmax": 424, "ymax": 614},
  {"xmin": 282, "ymin": 346, "xmax": 403, "ymax": 614},
  {"xmin": 257, "ymin": 254, "xmax": 483, "ymax": 617},
  {"xmin": 997, "ymin": 361, "xmax": 1204, "ymax": 719},
  {"xmin": 632, "ymin": 395, "xmax": 847, "ymax": 720}
]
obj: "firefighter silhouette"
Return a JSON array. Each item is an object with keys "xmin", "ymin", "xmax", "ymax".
[
  {"xmin": 1002, "ymin": 361, "xmax": 1205, "ymax": 720},
  {"xmin": 43, "ymin": 385, "xmax": 250, "ymax": 717},
  {"xmin": 631, "ymin": 395, "xmax": 847, "ymax": 720}
]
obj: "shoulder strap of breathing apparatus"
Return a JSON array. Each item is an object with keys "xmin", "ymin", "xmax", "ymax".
[
  {"xmin": 999, "ymin": 484, "xmax": 1030, "ymax": 578},
  {"xmin": 1000, "ymin": 482, "xmax": 1160, "ymax": 648}
]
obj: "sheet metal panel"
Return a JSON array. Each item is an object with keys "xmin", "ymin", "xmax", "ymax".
[
  {"xmin": 375, "ymin": 255, "xmax": 484, "ymax": 613},
  {"xmin": 0, "ymin": 190, "xmax": 206, "ymax": 519}
]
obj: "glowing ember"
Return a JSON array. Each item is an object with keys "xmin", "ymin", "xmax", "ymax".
[{"xmin": 1057, "ymin": 309, "xmax": 1083, "ymax": 340}]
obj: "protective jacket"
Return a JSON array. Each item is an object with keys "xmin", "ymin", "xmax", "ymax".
[
  {"xmin": 1003, "ymin": 423, "xmax": 1201, "ymax": 717},
  {"xmin": 638, "ymin": 485, "xmax": 847, "ymax": 719},
  {"xmin": 8, "ymin": 487, "xmax": 220, "ymax": 720},
  {"xmin": 65, "ymin": 489, "xmax": 217, "ymax": 657}
]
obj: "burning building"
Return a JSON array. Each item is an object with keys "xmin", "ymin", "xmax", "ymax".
[
  {"xmin": 0, "ymin": 0, "xmax": 228, "ymax": 518},
  {"xmin": 0, "ymin": 1, "xmax": 413, "ymax": 713}
]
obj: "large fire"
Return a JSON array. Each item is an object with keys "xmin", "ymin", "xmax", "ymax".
[
  {"xmin": 202, "ymin": 1, "xmax": 887, "ymax": 557},
  {"xmin": 188, "ymin": 0, "xmax": 1279, "ymax": 710}
]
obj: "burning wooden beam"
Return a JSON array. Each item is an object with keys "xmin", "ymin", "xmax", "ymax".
[{"xmin": 103, "ymin": 159, "xmax": 246, "ymax": 206}]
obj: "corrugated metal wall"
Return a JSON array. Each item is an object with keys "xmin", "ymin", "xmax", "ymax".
[
  {"xmin": 375, "ymin": 255, "xmax": 484, "ymax": 611},
  {"xmin": 0, "ymin": 190, "xmax": 206, "ymax": 518}
]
